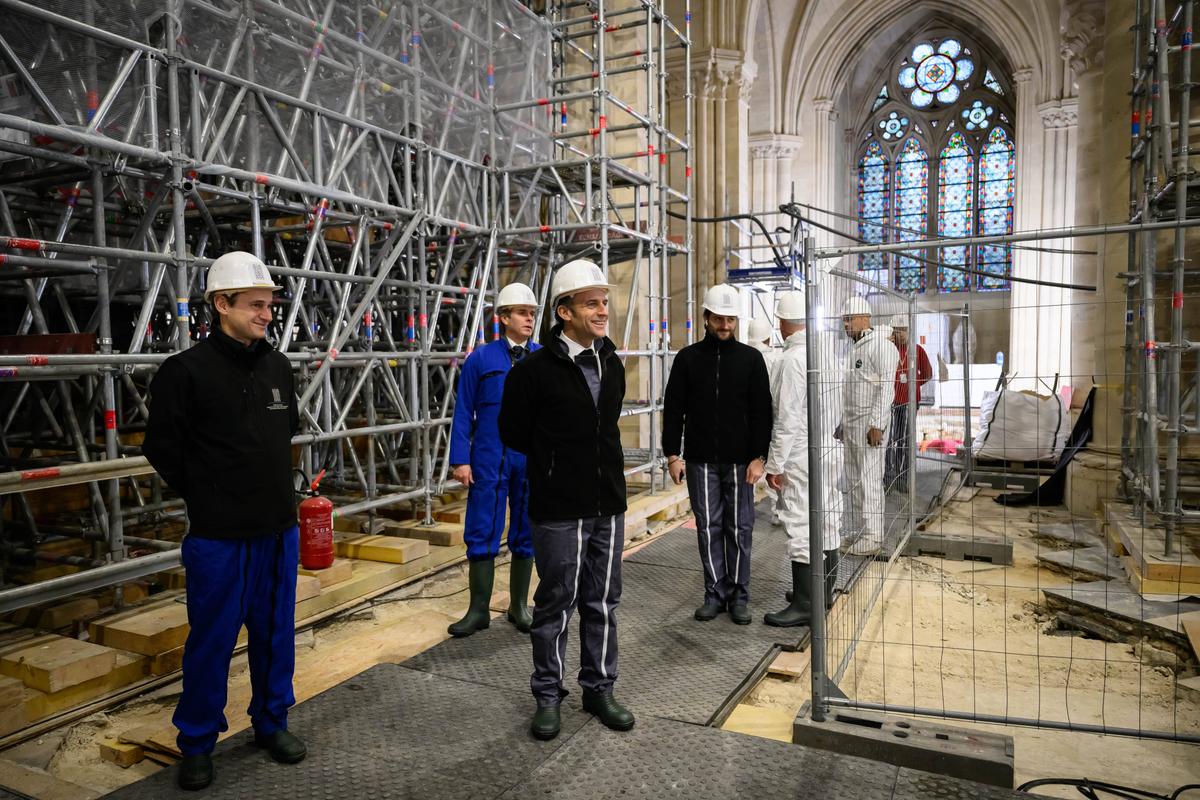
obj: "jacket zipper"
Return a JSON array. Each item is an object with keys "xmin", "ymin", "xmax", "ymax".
[{"xmin": 714, "ymin": 347, "xmax": 721, "ymax": 454}]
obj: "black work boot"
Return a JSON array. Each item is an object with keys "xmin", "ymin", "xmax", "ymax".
[
  {"xmin": 254, "ymin": 729, "xmax": 307, "ymax": 764},
  {"xmin": 764, "ymin": 561, "xmax": 812, "ymax": 627},
  {"xmin": 448, "ymin": 559, "xmax": 495, "ymax": 637},
  {"xmin": 506, "ymin": 556, "xmax": 535, "ymax": 633},
  {"xmin": 530, "ymin": 704, "xmax": 561, "ymax": 740},
  {"xmin": 694, "ymin": 599, "xmax": 723, "ymax": 621},
  {"xmin": 728, "ymin": 604, "xmax": 752, "ymax": 625},
  {"xmin": 582, "ymin": 689, "xmax": 635, "ymax": 731},
  {"xmin": 177, "ymin": 753, "xmax": 213, "ymax": 791}
]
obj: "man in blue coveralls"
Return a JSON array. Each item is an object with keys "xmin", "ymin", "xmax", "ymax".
[
  {"xmin": 143, "ymin": 251, "xmax": 304, "ymax": 791},
  {"xmin": 447, "ymin": 281, "xmax": 540, "ymax": 637}
]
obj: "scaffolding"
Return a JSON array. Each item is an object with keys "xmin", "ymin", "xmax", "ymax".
[
  {"xmin": 0, "ymin": 0, "xmax": 692, "ymax": 613},
  {"xmin": 1123, "ymin": 0, "xmax": 1200, "ymax": 558}
]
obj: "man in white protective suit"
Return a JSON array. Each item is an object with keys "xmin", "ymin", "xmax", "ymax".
[
  {"xmin": 835, "ymin": 296, "xmax": 898, "ymax": 557},
  {"xmin": 763, "ymin": 291, "xmax": 841, "ymax": 626},
  {"xmin": 747, "ymin": 315, "xmax": 782, "ymax": 526}
]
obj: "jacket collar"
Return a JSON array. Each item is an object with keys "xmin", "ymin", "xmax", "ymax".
[
  {"xmin": 545, "ymin": 324, "xmax": 616, "ymax": 362},
  {"xmin": 208, "ymin": 324, "xmax": 272, "ymax": 364},
  {"xmin": 783, "ymin": 328, "xmax": 806, "ymax": 349},
  {"xmin": 700, "ymin": 330, "xmax": 737, "ymax": 351}
]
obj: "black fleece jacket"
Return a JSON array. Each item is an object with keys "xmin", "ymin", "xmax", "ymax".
[
  {"xmin": 143, "ymin": 327, "xmax": 299, "ymax": 539},
  {"xmin": 661, "ymin": 331, "xmax": 773, "ymax": 465},
  {"xmin": 498, "ymin": 328, "xmax": 627, "ymax": 522}
]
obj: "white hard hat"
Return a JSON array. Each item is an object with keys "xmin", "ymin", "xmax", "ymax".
[
  {"xmin": 841, "ymin": 295, "xmax": 872, "ymax": 317},
  {"xmin": 204, "ymin": 251, "xmax": 282, "ymax": 301},
  {"xmin": 496, "ymin": 282, "xmax": 537, "ymax": 310},
  {"xmin": 746, "ymin": 317, "xmax": 773, "ymax": 342},
  {"xmin": 774, "ymin": 290, "xmax": 806, "ymax": 321},
  {"xmin": 551, "ymin": 259, "xmax": 615, "ymax": 304},
  {"xmin": 702, "ymin": 283, "xmax": 741, "ymax": 317},
  {"xmin": 888, "ymin": 314, "xmax": 910, "ymax": 329}
]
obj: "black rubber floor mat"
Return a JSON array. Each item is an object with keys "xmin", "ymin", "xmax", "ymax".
[
  {"xmin": 102, "ymin": 664, "xmax": 589, "ymax": 800},
  {"xmin": 402, "ymin": 560, "xmax": 803, "ymax": 726}
]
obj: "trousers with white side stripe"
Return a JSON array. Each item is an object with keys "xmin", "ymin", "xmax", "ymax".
[
  {"xmin": 685, "ymin": 462, "xmax": 755, "ymax": 607},
  {"xmin": 529, "ymin": 514, "xmax": 624, "ymax": 705}
]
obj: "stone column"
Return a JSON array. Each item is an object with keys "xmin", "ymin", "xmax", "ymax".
[
  {"xmin": 748, "ymin": 133, "xmax": 804, "ymax": 214},
  {"xmin": 809, "ymin": 99, "xmax": 840, "ymax": 248}
]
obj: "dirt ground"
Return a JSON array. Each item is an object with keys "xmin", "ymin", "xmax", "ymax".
[{"xmin": 736, "ymin": 491, "xmax": 1200, "ymax": 798}]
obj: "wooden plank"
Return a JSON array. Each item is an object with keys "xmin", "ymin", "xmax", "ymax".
[
  {"xmin": 0, "ymin": 674, "xmax": 26, "ymax": 707},
  {"xmin": 91, "ymin": 603, "xmax": 189, "ymax": 657},
  {"xmin": 295, "ymin": 574, "xmax": 322, "ymax": 603},
  {"xmin": 98, "ymin": 738, "xmax": 145, "ymax": 768},
  {"xmin": 720, "ymin": 705, "xmax": 795, "ymax": 743},
  {"xmin": 0, "ymin": 636, "xmax": 118, "ymax": 693},
  {"xmin": 298, "ymin": 558, "xmax": 353, "ymax": 588},
  {"xmin": 335, "ymin": 534, "xmax": 429, "ymax": 564},
  {"xmin": 767, "ymin": 649, "xmax": 809, "ymax": 679},
  {"xmin": 1183, "ymin": 613, "xmax": 1200, "ymax": 660},
  {"xmin": 0, "ymin": 759, "xmax": 100, "ymax": 800},
  {"xmin": 432, "ymin": 503, "xmax": 467, "ymax": 524},
  {"xmin": 119, "ymin": 723, "xmax": 182, "ymax": 757},
  {"xmin": 1107, "ymin": 502, "xmax": 1200, "ymax": 582},
  {"xmin": 383, "ymin": 519, "xmax": 465, "ymax": 547},
  {"xmin": 0, "ymin": 702, "xmax": 26, "ymax": 737},
  {"xmin": 23, "ymin": 651, "xmax": 146, "ymax": 722},
  {"xmin": 148, "ymin": 646, "xmax": 185, "ymax": 676},
  {"xmin": 1122, "ymin": 555, "xmax": 1200, "ymax": 597},
  {"xmin": 36, "ymin": 597, "xmax": 100, "ymax": 630}
]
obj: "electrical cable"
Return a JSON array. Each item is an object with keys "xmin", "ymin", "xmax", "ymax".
[
  {"xmin": 1015, "ymin": 778, "xmax": 1200, "ymax": 799},
  {"xmin": 665, "ymin": 208, "xmax": 790, "ymax": 270},
  {"xmin": 777, "ymin": 202, "xmax": 1099, "ymax": 292},
  {"xmin": 789, "ymin": 199, "xmax": 1098, "ymax": 256}
]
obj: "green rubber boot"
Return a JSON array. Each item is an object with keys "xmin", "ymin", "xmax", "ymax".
[
  {"xmin": 448, "ymin": 559, "xmax": 494, "ymax": 637},
  {"xmin": 506, "ymin": 556, "xmax": 535, "ymax": 633}
]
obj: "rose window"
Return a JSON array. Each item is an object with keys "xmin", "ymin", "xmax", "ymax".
[
  {"xmin": 878, "ymin": 111, "xmax": 909, "ymax": 140},
  {"xmin": 961, "ymin": 100, "xmax": 994, "ymax": 130},
  {"xmin": 898, "ymin": 40, "xmax": 974, "ymax": 108}
]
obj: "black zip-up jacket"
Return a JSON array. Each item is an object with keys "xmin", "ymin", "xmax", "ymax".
[
  {"xmin": 498, "ymin": 329, "xmax": 627, "ymax": 522},
  {"xmin": 662, "ymin": 331, "xmax": 773, "ymax": 465},
  {"xmin": 143, "ymin": 327, "xmax": 299, "ymax": 539}
]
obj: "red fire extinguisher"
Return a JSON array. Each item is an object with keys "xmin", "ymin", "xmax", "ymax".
[{"xmin": 299, "ymin": 469, "xmax": 335, "ymax": 570}]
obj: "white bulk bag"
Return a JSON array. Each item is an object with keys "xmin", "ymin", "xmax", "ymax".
[{"xmin": 972, "ymin": 388, "xmax": 1068, "ymax": 462}]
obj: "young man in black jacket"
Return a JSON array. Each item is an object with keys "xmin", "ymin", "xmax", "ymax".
[
  {"xmin": 663, "ymin": 284, "xmax": 773, "ymax": 625},
  {"xmin": 143, "ymin": 251, "xmax": 305, "ymax": 791},
  {"xmin": 498, "ymin": 259, "xmax": 634, "ymax": 741}
]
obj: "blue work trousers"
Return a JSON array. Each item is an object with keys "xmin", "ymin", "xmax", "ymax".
[
  {"xmin": 173, "ymin": 526, "xmax": 298, "ymax": 756},
  {"xmin": 465, "ymin": 451, "xmax": 533, "ymax": 561}
]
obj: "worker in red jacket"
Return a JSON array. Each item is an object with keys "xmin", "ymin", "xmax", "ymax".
[{"xmin": 885, "ymin": 315, "xmax": 932, "ymax": 493}]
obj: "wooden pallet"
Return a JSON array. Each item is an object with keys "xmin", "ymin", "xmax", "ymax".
[{"xmin": 1105, "ymin": 501, "xmax": 1200, "ymax": 584}]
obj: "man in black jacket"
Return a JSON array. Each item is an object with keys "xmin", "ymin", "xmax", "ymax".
[
  {"xmin": 498, "ymin": 259, "xmax": 633, "ymax": 742},
  {"xmin": 663, "ymin": 284, "xmax": 773, "ymax": 625},
  {"xmin": 143, "ymin": 251, "xmax": 305, "ymax": 791}
]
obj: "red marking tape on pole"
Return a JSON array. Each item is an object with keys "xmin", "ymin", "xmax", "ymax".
[
  {"xmin": 328, "ymin": 348, "xmax": 339, "ymax": 360},
  {"xmin": 419, "ymin": 313, "xmax": 428, "ymax": 328},
  {"xmin": 104, "ymin": 410, "xmax": 117, "ymax": 430},
  {"xmin": 21, "ymin": 467, "xmax": 60, "ymax": 481},
  {"xmin": 539, "ymin": 225, "xmax": 550, "ymax": 233},
  {"xmin": 255, "ymin": 173, "xmax": 269, "ymax": 185},
  {"xmin": 6, "ymin": 238, "xmax": 42, "ymax": 251},
  {"xmin": 26, "ymin": 355, "xmax": 49, "ymax": 366},
  {"xmin": 1174, "ymin": 291, "xmax": 1184, "ymax": 309}
]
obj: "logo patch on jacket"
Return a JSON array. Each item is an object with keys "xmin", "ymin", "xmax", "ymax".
[
  {"xmin": 267, "ymin": 386, "xmax": 288, "ymax": 412},
  {"xmin": 855, "ymin": 359, "xmax": 863, "ymax": 369}
]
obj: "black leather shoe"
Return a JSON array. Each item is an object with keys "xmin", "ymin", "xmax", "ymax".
[
  {"xmin": 253, "ymin": 729, "xmax": 307, "ymax": 764},
  {"xmin": 694, "ymin": 600, "xmax": 723, "ymax": 621},
  {"xmin": 177, "ymin": 753, "xmax": 213, "ymax": 791},
  {"xmin": 530, "ymin": 704, "xmax": 561, "ymax": 740},
  {"xmin": 582, "ymin": 689, "xmax": 635, "ymax": 731},
  {"xmin": 728, "ymin": 604, "xmax": 752, "ymax": 625}
]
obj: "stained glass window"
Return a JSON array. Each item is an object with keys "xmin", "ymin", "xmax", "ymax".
[
  {"xmin": 984, "ymin": 69, "xmax": 1004, "ymax": 95},
  {"xmin": 900, "ymin": 39, "xmax": 974, "ymax": 108},
  {"xmin": 857, "ymin": 140, "xmax": 890, "ymax": 285},
  {"xmin": 937, "ymin": 132, "xmax": 974, "ymax": 292},
  {"xmin": 976, "ymin": 127, "xmax": 1015, "ymax": 290},
  {"xmin": 855, "ymin": 33, "xmax": 1014, "ymax": 294},
  {"xmin": 894, "ymin": 137, "xmax": 929, "ymax": 292},
  {"xmin": 872, "ymin": 85, "xmax": 888, "ymax": 111}
]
